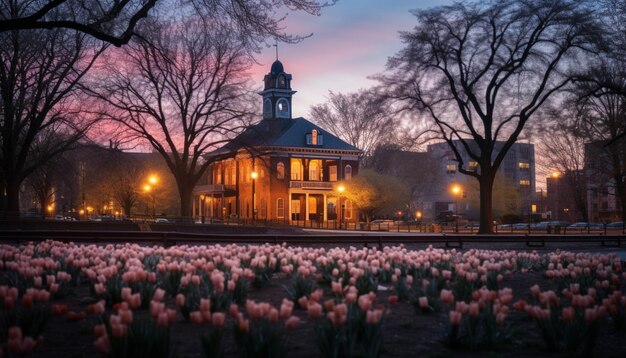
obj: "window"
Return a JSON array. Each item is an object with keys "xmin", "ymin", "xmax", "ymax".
[
  {"xmin": 290, "ymin": 159, "xmax": 303, "ymax": 180},
  {"xmin": 276, "ymin": 98, "xmax": 289, "ymax": 118},
  {"xmin": 344, "ymin": 165, "xmax": 352, "ymax": 180},
  {"xmin": 277, "ymin": 198, "xmax": 284, "ymax": 218},
  {"xmin": 263, "ymin": 99, "xmax": 272, "ymax": 117},
  {"xmin": 329, "ymin": 165, "xmax": 338, "ymax": 182},
  {"xmin": 260, "ymin": 199, "xmax": 267, "ymax": 219},
  {"xmin": 344, "ymin": 199, "xmax": 352, "ymax": 219},
  {"xmin": 278, "ymin": 75, "xmax": 286, "ymax": 88},
  {"xmin": 277, "ymin": 162, "xmax": 285, "ymax": 179},
  {"xmin": 309, "ymin": 160, "xmax": 321, "ymax": 181},
  {"xmin": 467, "ymin": 161, "xmax": 478, "ymax": 172},
  {"xmin": 230, "ymin": 166, "xmax": 236, "ymax": 185},
  {"xmin": 602, "ymin": 187, "xmax": 609, "ymax": 197},
  {"xmin": 519, "ymin": 162, "xmax": 530, "ymax": 172},
  {"xmin": 446, "ymin": 164, "xmax": 456, "ymax": 174},
  {"xmin": 520, "ymin": 179, "xmax": 530, "ymax": 186},
  {"xmin": 327, "ymin": 199, "xmax": 337, "ymax": 220},
  {"xmin": 306, "ymin": 130, "xmax": 323, "ymax": 145}
]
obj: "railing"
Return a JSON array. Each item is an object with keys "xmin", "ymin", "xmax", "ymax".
[{"xmin": 289, "ymin": 181, "xmax": 335, "ymax": 189}]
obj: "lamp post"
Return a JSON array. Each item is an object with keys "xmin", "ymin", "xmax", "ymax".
[
  {"xmin": 251, "ymin": 170, "xmax": 258, "ymax": 221},
  {"xmin": 337, "ymin": 185, "xmax": 345, "ymax": 229},
  {"xmin": 451, "ymin": 184, "xmax": 462, "ymax": 233},
  {"xmin": 143, "ymin": 175, "xmax": 158, "ymax": 219}
]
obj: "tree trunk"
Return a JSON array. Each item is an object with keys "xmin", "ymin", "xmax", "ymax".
[
  {"xmin": 179, "ymin": 184, "xmax": 194, "ymax": 218},
  {"xmin": 4, "ymin": 176, "xmax": 21, "ymax": 217},
  {"xmin": 478, "ymin": 172, "xmax": 495, "ymax": 234}
]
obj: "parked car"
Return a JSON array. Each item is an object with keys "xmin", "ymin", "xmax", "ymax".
[
  {"xmin": 155, "ymin": 218, "xmax": 170, "ymax": 223},
  {"xmin": 606, "ymin": 221, "xmax": 624, "ymax": 229},
  {"xmin": 513, "ymin": 223, "xmax": 531, "ymax": 229},
  {"xmin": 567, "ymin": 222, "xmax": 604, "ymax": 230}
]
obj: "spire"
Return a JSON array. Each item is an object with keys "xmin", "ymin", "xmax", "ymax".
[{"xmin": 274, "ymin": 39, "xmax": 279, "ymax": 61}]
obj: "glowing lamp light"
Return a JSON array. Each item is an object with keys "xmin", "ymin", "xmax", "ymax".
[
  {"xmin": 149, "ymin": 175, "xmax": 158, "ymax": 184},
  {"xmin": 416, "ymin": 211, "xmax": 422, "ymax": 219},
  {"xmin": 337, "ymin": 185, "xmax": 345, "ymax": 193},
  {"xmin": 251, "ymin": 171, "xmax": 258, "ymax": 180},
  {"xmin": 551, "ymin": 172, "xmax": 560, "ymax": 178},
  {"xmin": 144, "ymin": 184, "xmax": 152, "ymax": 192},
  {"xmin": 451, "ymin": 185, "xmax": 461, "ymax": 195}
]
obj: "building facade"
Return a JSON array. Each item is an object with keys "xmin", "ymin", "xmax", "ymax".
[
  {"xmin": 192, "ymin": 60, "xmax": 361, "ymax": 223},
  {"xmin": 425, "ymin": 141, "xmax": 536, "ymax": 221},
  {"xmin": 584, "ymin": 142, "xmax": 622, "ymax": 222}
]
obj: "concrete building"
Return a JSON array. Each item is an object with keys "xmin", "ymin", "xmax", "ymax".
[
  {"xmin": 425, "ymin": 140, "xmax": 536, "ymax": 221},
  {"xmin": 192, "ymin": 60, "xmax": 361, "ymax": 224}
]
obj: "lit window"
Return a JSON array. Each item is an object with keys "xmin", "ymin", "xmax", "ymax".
[
  {"xmin": 276, "ymin": 98, "xmax": 289, "ymax": 118},
  {"xmin": 344, "ymin": 165, "xmax": 352, "ymax": 180},
  {"xmin": 344, "ymin": 200, "xmax": 352, "ymax": 219},
  {"xmin": 329, "ymin": 165, "xmax": 337, "ymax": 182},
  {"xmin": 446, "ymin": 164, "xmax": 456, "ymax": 174},
  {"xmin": 277, "ymin": 162, "xmax": 285, "ymax": 179},
  {"xmin": 519, "ymin": 162, "xmax": 530, "ymax": 172},
  {"xmin": 520, "ymin": 180, "xmax": 530, "ymax": 186},
  {"xmin": 290, "ymin": 159, "xmax": 303, "ymax": 180},
  {"xmin": 276, "ymin": 198, "xmax": 284, "ymax": 218},
  {"xmin": 312, "ymin": 129, "xmax": 318, "ymax": 145},
  {"xmin": 467, "ymin": 161, "xmax": 478, "ymax": 172},
  {"xmin": 309, "ymin": 160, "xmax": 321, "ymax": 181}
]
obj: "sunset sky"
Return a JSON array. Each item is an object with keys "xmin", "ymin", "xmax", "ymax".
[{"xmin": 250, "ymin": 0, "xmax": 452, "ymax": 118}]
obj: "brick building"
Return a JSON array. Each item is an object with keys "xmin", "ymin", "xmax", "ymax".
[{"xmin": 192, "ymin": 60, "xmax": 361, "ymax": 223}]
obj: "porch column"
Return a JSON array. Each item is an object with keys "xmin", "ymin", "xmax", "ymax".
[
  {"xmin": 305, "ymin": 193, "xmax": 309, "ymax": 223},
  {"xmin": 192, "ymin": 196, "xmax": 196, "ymax": 219},
  {"xmin": 323, "ymin": 194, "xmax": 327, "ymax": 221},
  {"xmin": 288, "ymin": 191, "xmax": 292, "ymax": 223}
]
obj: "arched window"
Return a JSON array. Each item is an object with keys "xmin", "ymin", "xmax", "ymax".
[
  {"xmin": 277, "ymin": 198, "xmax": 285, "ymax": 218},
  {"xmin": 290, "ymin": 159, "xmax": 303, "ymax": 180},
  {"xmin": 278, "ymin": 75, "xmax": 287, "ymax": 88},
  {"xmin": 277, "ymin": 162, "xmax": 285, "ymax": 179},
  {"xmin": 263, "ymin": 99, "xmax": 272, "ymax": 117},
  {"xmin": 311, "ymin": 129, "xmax": 318, "ymax": 145},
  {"xmin": 309, "ymin": 160, "xmax": 321, "ymax": 181},
  {"xmin": 344, "ymin": 165, "xmax": 352, "ymax": 180},
  {"xmin": 260, "ymin": 198, "xmax": 267, "ymax": 219},
  {"xmin": 276, "ymin": 98, "xmax": 289, "ymax": 118}
]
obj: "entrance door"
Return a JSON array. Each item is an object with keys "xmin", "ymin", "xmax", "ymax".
[{"xmin": 291, "ymin": 200, "xmax": 301, "ymax": 221}]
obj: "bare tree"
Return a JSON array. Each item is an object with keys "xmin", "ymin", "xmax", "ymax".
[
  {"xmin": 572, "ymin": 63, "xmax": 626, "ymax": 221},
  {"xmin": 89, "ymin": 18, "xmax": 256, "ymax": 217},
  {"xmin": 537, "ymin": 124, "xmax": 588, "ymax": 221},
  {"xmin": 0, "ymin": 25, "xmax": 105, "ymax": 215},
  {"xmin": 380, "ymin": 0, "xmax": 604, "ymax": 233},
  {"xmin": 0, "ymin": 0, "xmax": 158, "ymax": 46}
]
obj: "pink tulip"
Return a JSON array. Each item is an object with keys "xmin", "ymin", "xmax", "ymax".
[
  {"xmin": 285, "ymin": 316, "xmax": 301, "ymax": 330},
  {"xmin": 212, "ymin": 312, "xmax": 226, "ymax": 327}
]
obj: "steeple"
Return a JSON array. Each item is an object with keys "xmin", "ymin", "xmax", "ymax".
[{"xmin": 260, "ymin": 59, "xmax": 296, "ymax": 120}]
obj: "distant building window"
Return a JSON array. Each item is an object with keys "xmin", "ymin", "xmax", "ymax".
[
  {"xmin": 277, "ymin": 198, "xmax": 284, "ymax": 218},
  {"xmin": 467, "ymin": 161, "xmax": 478, "ymax": 172},
  {"xmin": 277, "ymin": 162, "xmax": 285, "ymax": 179},
  {"xmin": 520, "ymin": 179, "xmax": 530, "ymax": 186},
  {"xmin": 329, "ymin": 165, "xmax": 338, "ymax": 182},
  {"xmin": 306, "ymin": 130, "xmax": 323, "ymax": 146},
  {"xmin": 519, "ymin": 162, "xmax": 530, "ymax": 172},
  {"xmin": 344, "ymin": 165, "xmax": 352, "ymax": 180},
  {"xmin": 290, "ymin": 159, "xmax": 303, "ymax": 180},
  {"xmin": 312, "ymin": 129, "xmax": 318, "ymax": 145},
  {"xmin": 446, "ymin": 164, "xmax": 456, "ymax": 174}
]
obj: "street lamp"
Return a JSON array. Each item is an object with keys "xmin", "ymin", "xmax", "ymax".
[
  {"xmin": 251, "ymin": 170, "xmax": 258, "ymax": 221},
  {"xmin": 451, "ymin": 184, "xmax": 462, "ymax": 233},
  {"xmin": 337, "ymin": 185, "xmax": 345, "ymax": 229},
  {"xmin": 143, "ymin": 184, "xmax": 155, "ymax": 218}
]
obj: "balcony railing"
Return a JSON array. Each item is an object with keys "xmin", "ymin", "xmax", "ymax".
[
  {"xmin": 289, "ymin": 181, "xmax": 335, "ymax": 190},
  {"xmin": 193, "ymin": 184, "xmax": 225, "ymax": 193}
]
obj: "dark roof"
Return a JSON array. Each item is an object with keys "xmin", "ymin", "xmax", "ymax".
[
  {"xmin": 209, "ymin": 117, "xmax": 360, "ymax": 156},
  {"xmin": 270, "ymin": 60, "xmax": 284, "ymax": 74}
]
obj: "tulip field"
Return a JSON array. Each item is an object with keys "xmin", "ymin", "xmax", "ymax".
[{"xmin": 0, "ymin": 240, "xmax": 625, "ymax": 357}]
